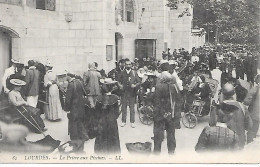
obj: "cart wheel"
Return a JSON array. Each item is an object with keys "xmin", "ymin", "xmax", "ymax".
[
  {"xmin": 138, "ymin": 109, "xmax": 153, "ymax": 125},
  {"xmin": 182, "ymin": 112, "xmax": 197, "ymax": 129}
]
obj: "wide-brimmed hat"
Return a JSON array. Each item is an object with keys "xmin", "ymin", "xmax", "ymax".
[
  {"xmin": 144, "ymin": 72, "xmax": 156, "ymax": 76},
  {"xmin": 10, "ymin": 79, "xmax": 26, "ymax": 86},
  {"xmin": 100, "ymin": 78, "xmax": 117, "ymax": 84},
  {"xmin": 11, "ymin": 58, "xmax": 20, "ymax": 64},
  {"xmin": 169, "ymin": 60, "xmax": 178, "ymax": 65},
  {"xmin": 160, "ymin": 59, "xmax": 169, "ymax": 65}
]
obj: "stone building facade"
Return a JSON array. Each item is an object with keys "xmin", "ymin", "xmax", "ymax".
[{"xmin": 0, "ymin": 0, "xmax": 205, "ymax": 84}]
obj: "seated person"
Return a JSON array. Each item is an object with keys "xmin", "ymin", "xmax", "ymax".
[
  {"xmin": 195, "ymin": 106, "xmax": 239, "ymax": 152},
  {"xmin": 8, "ymin": 79, "xmax": 46, "ymax": 134},
  {"xmin": 140, "ymin": 73, "xmax": 156, "ymax": 106},
  {"xmin": 193, "ymin": 75, "xmax": 211, "ymax": 116},
  {"xmin": 184, "ymin": 68, "xmax": 202, "ymax": 112}
]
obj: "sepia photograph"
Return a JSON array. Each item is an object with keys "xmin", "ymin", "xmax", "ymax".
[{"xmin": 0, "ymin": 0, "xmax": 259, "ymax": 164}]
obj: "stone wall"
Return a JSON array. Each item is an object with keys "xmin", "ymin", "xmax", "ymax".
[
  {"xmin": 0, "ymin": 0, "xmax": 201, "ymax": 77},
  {"xmin": 170, "ymin": 2, "xmax": 205, "ymax": 52},
  {"xmin": 137, "ymin": 0, "xmax": 171, "ymax": 59},
  {"xmin": 0, "ymin": 0, "xmax": 112, "ymax": 75}
]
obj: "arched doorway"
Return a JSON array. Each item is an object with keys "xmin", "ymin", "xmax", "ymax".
[
  {"xmin": 0, "ymin": 26, "xmax": 20, "ymax": 92},
  {"xmin": 115, "ymin": 32, "xmax": 123, "ymax": 61}
]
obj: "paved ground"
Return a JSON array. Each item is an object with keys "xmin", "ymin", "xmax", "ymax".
[{"xmin": 17, "ymin": 69, "xmax": 260, "ymax": 162}]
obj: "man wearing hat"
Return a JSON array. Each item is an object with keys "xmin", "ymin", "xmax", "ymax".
[
  {"xmin": 2, "ymin": 58, "xmax": 20, "ymax": 94},
  {"xmin": 24, "ymin": 60, "xmax": 40, "ymax": 108}
]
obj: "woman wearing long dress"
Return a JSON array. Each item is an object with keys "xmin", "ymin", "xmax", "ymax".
[
  {"xmin": 94, "ymin": 78, "xmax": 121, "ymax": 154},
  {"xmin": 44, "ymin": 65, "xmax": 63, "ymax": 121}
]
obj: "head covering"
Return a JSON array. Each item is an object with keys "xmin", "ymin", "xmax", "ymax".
[
  {"xmin": 144, "ymin": 72, "xmax": 156, "ymax": 77},
  {"xmin": 11, "ymin": 58, "xmax": 20, "ymax": 64},
  {"xmin": 160, "ymin": 62, "xmax": 169, "ymax": 72},
  {"xmin": 100, "ymin": 78, "xmax": 117, "ymax": 85},
  {"xmin": 160, "ymin": 59, "xmax": 169, "ymax": 65},
  {"xmin": 10, "ymin": 79, "xmax": 26, "ymax": 86},
  {"xmin": 169, "ymin": 60, "xmax": 178, "ymax": 65},
  {"xmin": 46, "ymin": 61, "xmax": 53, "ymax": 68},
  {"xmin": 16, "ymin": 63, "xmax": 24, "ymax": 68}
]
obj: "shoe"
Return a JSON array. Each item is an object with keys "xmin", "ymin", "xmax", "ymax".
[
  {"xmin": 131, "ymin": 123, "xmax": 135, "ymax": 128},
  {"xmin": 121, "ymin": 122, "xmax": 126, "ymax": 127}
]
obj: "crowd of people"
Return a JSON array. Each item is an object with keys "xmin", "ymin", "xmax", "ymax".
[{"xmin": 0, "ymin": 43, "xmax": 259, "ymax": 155}]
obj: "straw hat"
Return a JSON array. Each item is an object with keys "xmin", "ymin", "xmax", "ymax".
[
  {"xmin": 100, "ymin": 78, "xmax": 117, "ymax": 85},
  {"xmin": 10, "ymin": 79, "xmax": 26, "ymax": 86},
  {"xmin": 11, "ymin": 58, "xmax": 20, "ymax": 64}
]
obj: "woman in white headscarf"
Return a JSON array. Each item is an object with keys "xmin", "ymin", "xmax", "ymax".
[{"xmin": 44, "ymin": 63, "xmax": 63, "ymax": 121}]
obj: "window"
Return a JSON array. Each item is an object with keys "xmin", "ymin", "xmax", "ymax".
[
  {"xmin": 135, "ymin": 39, "xmax": 156, "ymax": 59},
  {"xmin": 106, "ymin": 45, "xmax": 113, "ymax": 61},
  {"xmin": 116, "ymin": 0, "xmax": 134, "ymax": 22},
  {"xmin": 27, "ymin": 0, "xmax": 55, "ymax": 11},
  {"xmin": 125, "ymin": 0, "xmax": 134, "ymax": 22}
]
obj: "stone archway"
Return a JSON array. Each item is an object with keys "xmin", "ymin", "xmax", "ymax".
[{"xmin": 0, "ymin": 26, "xmax": 20, "ymax": 91}]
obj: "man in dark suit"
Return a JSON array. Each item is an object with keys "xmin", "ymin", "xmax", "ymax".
[
  {"xmin": 118, "ymin": 60, "xmax": 141, "ymax": 128},
  {"xmin": 24, "ymin": 60, "xmax": 40, "ymax": 108}
]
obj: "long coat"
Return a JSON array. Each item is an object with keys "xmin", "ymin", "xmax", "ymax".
[
  {"xmin": 64, "ymin": 79, "xmax": 88, "ymax": 140},
  {"xmin": 24, "ymin": 67, "xmax": 40, "ymax": 97},
  {"xmin": 83, "ymin": 69, "xmax": 101, "ymax": 96},
  {"xmin": 94, "ymin": 94, "xmax": 121, "ymax": 154},
  {"xmin": 153, "ymin": 72, "xmax": 181, "ymax": 123}
]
